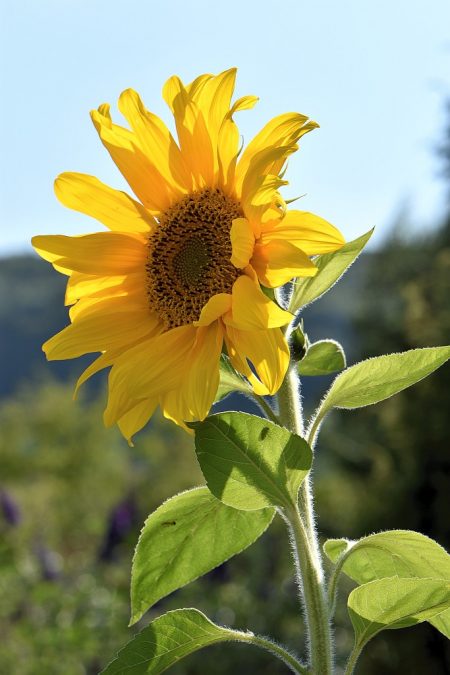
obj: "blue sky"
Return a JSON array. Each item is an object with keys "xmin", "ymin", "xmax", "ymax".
[{"xmin": 1, "ymin": 0, "xmax": 449, "ymax": 254}]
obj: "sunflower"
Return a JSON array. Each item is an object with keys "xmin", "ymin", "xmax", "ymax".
[{"xmin": 32, "ymin": 68, "xmax": 344, "ymax": 442}]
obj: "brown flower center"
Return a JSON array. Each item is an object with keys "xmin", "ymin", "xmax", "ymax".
[{"xmin": 146, "ymin": 188, "xmax": 242, "ymax": 329}]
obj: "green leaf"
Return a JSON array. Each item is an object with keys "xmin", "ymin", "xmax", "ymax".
[
  {"xmin": 348, "ymin": 577, "xmax": 450, "ymax": 650},
  {"xmin": 289, "ymin": 228, "xmax": 373, "ymax": 312},
  {"xmin": 102, "ymin": 608, "xmax": 247, "ymax": 674},
  {"xmin": 103, "ymin": 608, "xmax": 308, "ymax": 675},
  {"xmin": 215, "ymin": 355, "xmax": 251, "ymax": 402},
  {"xmin": 323, "ymin": 537, "xmax": 350, "ymax": 563},
  {"xmin": 429, "ymin": 608, "xmax": 450, "ymax": 638},
  {"xmin": 190, "ymin": 412, "xmax": 312, "ymax": 511},
  {"xmin": 130, "ymin": 487, "xmax": 274, "ymax": 625},
  {"xmin": 324, "ymin": 530, "xmax": 450, "ymax": 586},
  {"xmin": 316, "ymin": 347, "xmax": 450, "ymax": 422},
  {"xmin": 298, "ymin": 339, "xmax": 346, "ymax": 376}
]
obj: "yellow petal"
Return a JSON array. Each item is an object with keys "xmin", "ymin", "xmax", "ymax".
[
  {"xmin": 118, "ymin": 89, "xmax": 191, "ymax": 194},
  {"xmin": 186, "ymin": 111, "xmax": 215, "ymax": 188},
  {"xmin": 162, "ymin": 74, "xmax": 186, "ymax": 111},
  {"xmin": 236, "ymin": 112, "xmax": 318, "ymax": 191},
  {"xmin": 65, "ymin": 271, "xmax": 145, "ymax": 306},
  {"xmin": 230, "ymin": 95, "xmax": 259, "ymax": 114},
  {"xmin": 240, "ymin": 146, "xmax": 292, "ymax": 203},
  {"xmin": 217, "ymin": 115, "xmax": 240, "ymax": 193},
  {"xmin": 186, "ymin": 73, "xmax": 213, "ymax": 100},
  {"xmin": 54, "ymin": 173, "xmax": 156, "ymax": 234},
  {"xmin": 218, "ymin": 92, "xmax": 259, "ymax": 193},
  {"xmin": 91, "ymin": 106, "xmax": 172, "ymax": 213},
  {"xmin": 164, "ymin": 73, "xmax": 212, "ymax": 111},
  {"xmin": 201, "ymin": 68, "xmax": 237, "ymax": 139},
  {"xmin": 29, "ymin": 242, "xmax": 71, "ymax": 272},
  {"xmin": 68, "ymin": 289, "xmax": 147, "ymax": 321},
  {"xmin": 69, "ymin": 296, "xmax": 108, "ymax": 321},
  {"xmin": 223, "ymin": 332, "xmax": 269, "ymax": 396},
  {"xmin": 240, "ymin": 157, "xmax": 289, "ymax": 229},
  {"xmin": 230, "ymin": 218, "xmax": 255, "ymax": 268},
  {"xmin": 242, "ymin": 173, "xmax": 288, "ymax": 211},
  {"xmin": 104, "ymin": 326, "xmax": 196, "ymax": 425},
  {"xmin": 196, "ymin": 69, "xmax": 239, "ymax": 181},
  {"xmin": 251, "ymin": 240, "xmax": 318, "ymax": 287},
  {"xmin": 74, "ymin": 334, "xmax": 155, "ymax": 398},
  {"xmin": 260, "ymin": 210, "xmax": 345, "ymax": 254},
  {"xmin": 43, "ymin": 307, "xmax": 160, "ymax": 360},
  {"xmin": 118, "ymin": 398, "xmax": 159, "ymax": 445},
  {"xmin": 194, "ymin": 293, "xmax": 232, "ymax": 326},
  {"xmin": 162, "ymin": 76, "xmax": 214, "ymax": 189},
  {"xmin": 160, "ymin": 323, "xmax": 222, "ymax": 423},
  {"xmin": 74, "ymin": 350, "xmax": 116, "ymax": 398},
  {"xmin": 225, "ymin": 325, "xmax": 289, "ymax": 395},
  {"xmin": 32, "ymin": 232, "xmax": 146, "ymax": 275},
  {"xmin": 187, "ymin": 323, "xmax": 223, "ymax": 419},
  {"xmin": 66, "ymin": 272, "xmax": 125, "ymax": 305},
  {"xmin": 225, "ymin": 275, "xmax": 292, "ymax": 330},
  {"xmin": 160, "ymin": 388, "xmax": 190, "ymax": 427}
]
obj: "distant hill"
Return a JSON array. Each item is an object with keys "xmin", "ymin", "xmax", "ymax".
[
  {"xmin": 0, "ymin": 255, "xmax": 93, "ymax": 397},
  {"xmin": 0, "ymin": 254, "xmax": 367, "ymax": 399}
]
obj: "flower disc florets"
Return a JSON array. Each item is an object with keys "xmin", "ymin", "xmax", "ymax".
[{"xmin": 146, "ymin": 188, "xmax": 242, "ymax": 328}]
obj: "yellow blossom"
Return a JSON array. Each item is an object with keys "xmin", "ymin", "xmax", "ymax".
[{"xmin": 32, "ymin": 68, "xmax": 344, "ymax": 442}]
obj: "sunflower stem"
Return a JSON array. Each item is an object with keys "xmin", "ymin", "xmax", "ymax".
[
  {"xmin": 252, "ymin": 393, "xmax": 280, "ymax": 425},
  {"xmin": 343, "ymin": 643, "xmax": 363, "ymax": 675},
  {"xmin": 277, "ymin": 364, "xmax": 333, "ymax": 675}
]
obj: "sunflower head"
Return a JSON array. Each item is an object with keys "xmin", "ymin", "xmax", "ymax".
[
  {"xmin": 146, "ymin": 187, "xmax": 242, "ymax": 329},
  {"xmin": 32, "ymin": 68, "xmax": 344, "ymax": 443}
]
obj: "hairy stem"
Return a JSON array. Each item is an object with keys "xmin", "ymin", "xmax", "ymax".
[
  {"xmin": 277, "ymin": 365, "xmax": 333, "ymax": 675},
  {"xmin": 343, "ymin": 643, "xmax": 363, "ymax": 675},
  {"xmin": 235, "ymin": 631, "xmax": 309, "ymax": 674},
  {"xmin": 327, "ymin": 553, "xmax": 348, "ymax": 618},
  {"xmin": 252, "ymin": 393, "xmax": 280, "ymax": 425}
]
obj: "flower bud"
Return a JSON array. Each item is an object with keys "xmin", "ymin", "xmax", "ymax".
[{"xmin": 290, "ymin": 322, "xmax": 310, "ymax": 361}]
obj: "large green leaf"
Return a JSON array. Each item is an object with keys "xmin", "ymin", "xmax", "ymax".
[
  {"xmin": 324, "ymin": 530, "xmax": 450, "ymax": 583},
  {"xmin": 289, "ymin": 228, "xmax": 373, "ymax": 312},
  {"xmin": 130, "ymin": 487, "xmax": 274, "ymax": 625},
  {"xmin": 348, "ymin": 577, "xmax": 450, "ymax": 650},
  {"xmin": 298, "ymin": 339, "xmax": 346, "ymax": 376},
  {"xmin": 102, "ymin": 608, "xmax": 307, "ymax": 675},
  {"xmin": 429, "ymin": 608, "xmax": 450, "ymax": 639},
  {"xmin": 190, "ymin": 412, "xmax": 312, "ymax": 511},
  {"xmin": 102, "ymin": 608, "xmax": 246, "ymax": 674},
  {"xmin": 324, "ymin": 530, "xmax": 450, "ymax": 638},
  {"xmin": 315, "ymin": 347, "xmax": 450, "ymax": 424}
]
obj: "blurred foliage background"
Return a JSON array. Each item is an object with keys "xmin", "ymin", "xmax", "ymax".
[{"xmin": 1, "ymin": 116, "xmax": 449, "ymax": 675}]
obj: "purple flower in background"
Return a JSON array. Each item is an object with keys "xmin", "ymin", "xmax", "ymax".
[
  {"xmin": 99, "ymin": 496, "xmax": 138, "ymax": 562},
  {"xmin": 0, "ymin": 489, "xmax": 21, "ymax": 526},
  {"xmin": 35, "ymin": 543, "xmax": 62, "ymax": 581}
]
